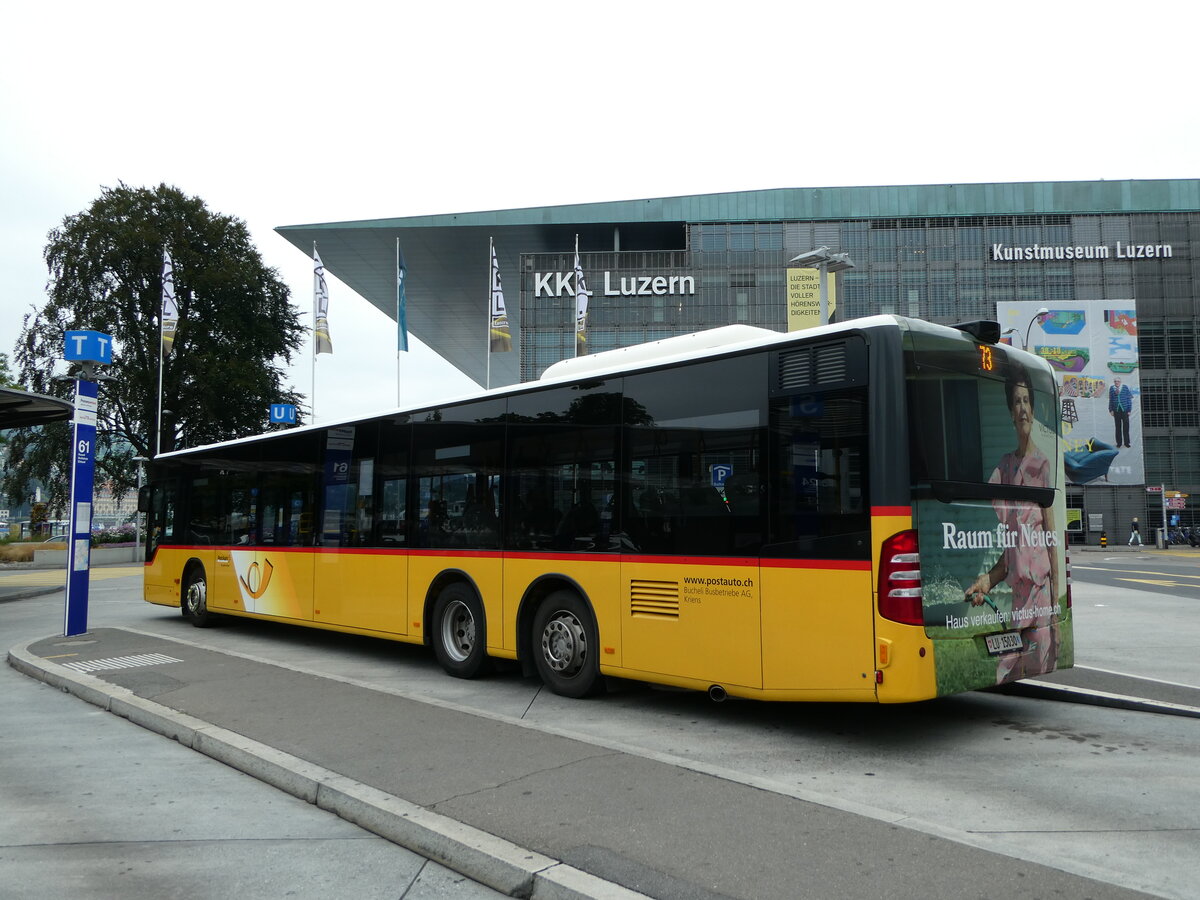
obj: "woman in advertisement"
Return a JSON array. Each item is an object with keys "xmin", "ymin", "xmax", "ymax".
[{"xmin": 965, "ymin": 364, "xmax": 1061, "ymax": 683}]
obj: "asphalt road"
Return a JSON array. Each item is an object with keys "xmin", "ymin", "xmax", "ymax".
[{"xmin": 4, "ymin": 563, "xmax": 1199, "ymax": 899}]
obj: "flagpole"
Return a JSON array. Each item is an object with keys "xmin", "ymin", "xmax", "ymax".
[
  {"xmin": 578, "ymin": 234, "xmax": 583, "ymax": 362},
  {"xmin": 311, "ymin": 241, "xmax": 318, "ymax": 422},
  {"xmin": 157, "ymin": 248, "xmax": 172, "ymax": 456},
  {"xmin": 486, "ymin": 237, "xmax": 493, "ymax": 390},
  {"xmin": 403, "ymin": 240, "xmax": 408, "ymax": 408},
  {"xmin": 156, "ymin": 314, "xmax": 164, "ymax": 456},
  {"xmin": 574, "ymin": 234, "xmax": 580, "ymax": 358},
  {"xmin": 396, "ymin": 237, "xmax": 401, "ymax": 408}
]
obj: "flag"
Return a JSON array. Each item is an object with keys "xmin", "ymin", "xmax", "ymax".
[
  {"xmin": 396, "ymin": 240, "xmax": 409, "ymax": 352},
  {"xmin": 161, "ymin": 249, "xmax": 179, "ymax": 356},
  {"xmin": 313, "ymin": 247, "xmax": 333, "ymax": 355},
  {"xmin": 489, "ymin": 243, "xmax": 511, "ymax": 353},
  {"xmin": 574, "ymin": 248, "xmax": 591, "ymax": 357}
]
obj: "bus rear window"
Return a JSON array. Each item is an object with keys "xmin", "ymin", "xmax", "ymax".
[{"xmin": 906, "ymin": 332, "xmax": 1059, "ymax": 495}]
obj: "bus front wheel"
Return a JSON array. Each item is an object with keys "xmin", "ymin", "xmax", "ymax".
[
  {"xmin": 183, "ymin": 567, "xmax": 216, "ymax": 628},
  {"xmin": 532, "ymin": 590, "xmax": 603, "ymax": 698},
  {"xmin": 432, "ymin": 583, "xmax": 490, "ymax": 678}
]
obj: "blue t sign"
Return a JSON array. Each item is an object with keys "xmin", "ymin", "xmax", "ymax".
[{"xmin": 64, "ymin": 330, "xmax": 113, "ymax": 365}]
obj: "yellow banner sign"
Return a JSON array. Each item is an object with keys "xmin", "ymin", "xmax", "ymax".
[{"xmin": 787, "ymin": 268, "xmax": 837, "ymax": 332}]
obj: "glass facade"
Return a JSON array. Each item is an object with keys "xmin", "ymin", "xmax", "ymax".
[{"xmin": 518, "ymin": 212, "xmax": 1200, "ymax": 538}]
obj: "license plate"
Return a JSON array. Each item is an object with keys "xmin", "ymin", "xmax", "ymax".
[{"xmin": 984, "ymin": 631, "xmax": 1023, "ymax": 655}]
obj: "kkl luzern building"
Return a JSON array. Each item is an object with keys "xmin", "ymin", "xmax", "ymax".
[{"xmin": 277, "ymin": 179, "xmax": 1200, "ymax": 545}]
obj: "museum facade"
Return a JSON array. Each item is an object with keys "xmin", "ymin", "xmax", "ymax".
[{"xmin": 277, "ymin": 179, "xmax": 1200, "ymax": 542}]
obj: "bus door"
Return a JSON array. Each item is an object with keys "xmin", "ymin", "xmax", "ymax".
[
  {"xmin": 314, "ymin": 423, "xmax": 407, "ymax": 634},
  {"xmin": 214, "ymin": 431, "xmax": 321, "ymax": 622},
  {"xmin": 620, "ymin": 357, "xmax": 767, "ymax": 689},
  {"xmin": 142, "ymin": 480, "xmax": 180, "ymax": 608},
  {"xmin": 209, "ymin": 471, "xmax": 258, "ymax": 614},
  {"xmin": 760, "ymin": 342, "xmax": 875, "ymax": 696}
]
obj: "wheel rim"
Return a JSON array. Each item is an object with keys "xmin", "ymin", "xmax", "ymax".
[
  {"xmin": 440, "ymin": 598, "xmax": 476, "ymax": 663},
  {"xmin": 541, "ymin": 611, "xmax": 587, "ymax": 676},
  {"xmin": 186, "ymin": 578, "xmax": 207, "ymax": 616}
]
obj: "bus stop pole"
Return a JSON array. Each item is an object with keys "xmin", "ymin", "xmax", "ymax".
[
  {"xmin": 63, "ymin": 377, "xmax": 98, "ymax": 636},
  {"xmin": 61, "ymin": 330, "xmax": 112, "ymax": 637}
]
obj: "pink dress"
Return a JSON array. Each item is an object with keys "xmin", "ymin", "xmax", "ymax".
[{"xmin": 989, "ymin": 446, "xmax": 1057, "ymax": 681}]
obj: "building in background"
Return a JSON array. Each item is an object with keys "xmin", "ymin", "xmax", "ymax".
[{"xmin": 277, "ymin": 179, "xmax": 1200, "ymax": 543}]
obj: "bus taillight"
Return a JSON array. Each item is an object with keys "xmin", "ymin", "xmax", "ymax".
[{"xmin": 879, "ymin": 529, "xmax": 923, "ymax": 625}]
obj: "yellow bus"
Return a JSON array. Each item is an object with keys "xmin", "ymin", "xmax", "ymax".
[{"xmin": 141, "ymin": 316, "xmax": 1072, "ymax": 702}]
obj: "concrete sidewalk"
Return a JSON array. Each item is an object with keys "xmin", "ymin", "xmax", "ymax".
[
  {"xmin": 9, "ymin": 627, "xmax": 1154, "ymax": 900},
  {"xmin": 0, "ymin": 641, "xmax": 505, "ymax": 900}
]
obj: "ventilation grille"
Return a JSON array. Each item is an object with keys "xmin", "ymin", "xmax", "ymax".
[
  {"xmin": 778, "ymin": 343, "xmax": 848, "ymax": 391},
  {"xmin": 630, "ymin": 580, "xmax": 680, "ymax": 619}
]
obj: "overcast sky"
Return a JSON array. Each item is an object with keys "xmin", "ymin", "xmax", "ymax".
[{"xmin": 3, "ymin": 1, "xmax": 1196, "ymax": 426}]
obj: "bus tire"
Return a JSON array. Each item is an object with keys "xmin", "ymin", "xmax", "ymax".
[
  {"xmin": 182, "ymin": 566, "xmax": 216, "ymax": 628},
  {"xmin": 432, "ymin": 583, "xmax": 490, "ymax": 678},
  {"xmin": 532, "ymin": 590, "xmax": 603, "ymax": 698}
]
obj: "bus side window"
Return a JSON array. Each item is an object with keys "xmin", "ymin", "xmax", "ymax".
[
  {"xmin": 506, "ymin": 383, "xmax": 619, "ymax": 553},
  {"xmin": 188, "ymin": 477, "xmax": 220, "ymax": 545},
  {"xmin": 765, "ymin": 389, "xmax": 870, "ymax": 560}
]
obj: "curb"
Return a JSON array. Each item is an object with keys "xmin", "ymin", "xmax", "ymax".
[
  {"xmin": 993, "ymin": 679, "xmax": 1200, "ymax": 718},
  {"xmin": 7, "ymin": 641, "xmax": 649, "ymax": 900},
  {"xmin": 0, "ymin": 585, "xmax": 63, "ymax": 604}
]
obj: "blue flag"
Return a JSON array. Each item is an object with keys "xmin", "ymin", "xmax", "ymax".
[{"xmin": 396, "ymin": 240, "xmax": 409, "ymax": 353}]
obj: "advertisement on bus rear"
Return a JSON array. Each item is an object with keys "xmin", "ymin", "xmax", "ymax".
[{"xmin": 913, "ymin": 354, "xmax": 1072, "ymax": 692}]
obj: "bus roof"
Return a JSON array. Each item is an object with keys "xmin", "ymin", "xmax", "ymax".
[{"xmin": 154, "ymin": 315, "xmax": 1003, "ymax": 461}]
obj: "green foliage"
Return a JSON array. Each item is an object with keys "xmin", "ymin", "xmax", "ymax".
[
  {"xmin": 3, "ymin": 183, "xmax": 306, "ymax": 512},
  {"xmin": 0, "ymin": 351, "xmax": 16, "ymax": 388}
]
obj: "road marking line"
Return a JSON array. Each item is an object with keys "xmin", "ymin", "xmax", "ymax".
[
  {"xmin": 1115, "ymin": 578, "xmax": 1198, "ymax": 588},
  {"xmin": 1074, "ymin": 665, "xmax": 1200, "ymax": 692},
  {"xmin": 1073, "ymin": 564, "xmax": 1200, "ymax": 579},
  {"xmin": 61, "ymin": 652, "xmax": 182, "ymax": 673}
]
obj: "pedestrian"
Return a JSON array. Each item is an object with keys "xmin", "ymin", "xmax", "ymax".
[{"xmin": 1128, "ymin": 516, "xmax": 1142, "ymax": 546}]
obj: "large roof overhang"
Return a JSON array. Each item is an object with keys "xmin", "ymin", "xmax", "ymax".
[
  {"xmin": 0, "ymin": 387, "xmax": 73, "ymax": 429},
  {"xmin": 275, "ymin": 180, "xmax": 1200, "ymax": 387}
]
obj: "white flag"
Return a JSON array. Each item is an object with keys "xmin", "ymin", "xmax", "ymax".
[
  {"xmin": 161, "ymin": 250, "xmax": 179, "ymax": 356},
  {"xmin": 313, "ymin": 247, "xmax": 333, "ymax": 355},
  {"xmin": 573, "ymin": 249, "xmax": 591, "ymax": 357},
  {"xmin": 490, "ymin": 243, "xmax": 511, "ymax": 353}
]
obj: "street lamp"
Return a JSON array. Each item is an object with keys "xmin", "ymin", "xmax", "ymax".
[
  {"xmin": 789, "ymin": 247, "xmax": 855, "ymax": 326},
  {"xmin": 1024, "ymin": 307, "xmax": 1050, "ymax": 350},
  {"xmin": 133, "ymin": 456, "xmax": 147, "ymax": 542}
]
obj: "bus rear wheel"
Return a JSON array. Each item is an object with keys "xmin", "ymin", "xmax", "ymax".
[
  {"xmin": 432, "ymin": 583, "xmax": 490, "ymax": 678},
  {"xmin": 183, "ymin": 567, "xmax": 216, "ymax": 628},
  {"xmin": 532, "ymin": 590, "xmax": 603, "ymax": 698}
]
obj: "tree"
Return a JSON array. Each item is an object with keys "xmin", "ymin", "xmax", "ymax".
[
  {"xmin": 0, "ymin": 352, "xmax": 16, "ymax": 388},
  {"xmin": 3, "ymin": 183, "xmax": 306, "ymax": 512}
]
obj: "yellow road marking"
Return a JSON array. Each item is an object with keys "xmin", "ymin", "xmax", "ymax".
[
  {"xmin": 1116, "ymin": 577, "xmax": 1197, "ymax": 588},
  {"xmin": 1075, "ymin": 566, "xmax": 1200, "ymax": 580},
  {"xmin": 0, "ymin": 566, "xmax": 142, "ymax": 587}
]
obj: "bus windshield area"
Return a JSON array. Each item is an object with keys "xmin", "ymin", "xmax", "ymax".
[{"xmin": 906, "ymin": 332, "xmax": 1060, "ymax": 505}]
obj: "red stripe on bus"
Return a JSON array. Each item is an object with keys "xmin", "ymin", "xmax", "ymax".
[
  {"xmin": 619, "ymin": 554, "xmax": 760, "ymax": 567},
  {"xmin": 150, "ymin": 544, "xmax": 869, "ymax": 570},
  {"xmin": 871, "ymin": 506, "xmax": 912, "ymax": 517},
  {"xmin": 503, "ymin": 550, "xmax": 624, "ymax": 564},
  {"xmin": 758, "ymin": 558, "xmax": 872, "ymax": 571}
]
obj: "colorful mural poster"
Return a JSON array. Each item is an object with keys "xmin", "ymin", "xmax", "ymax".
[{"xmin": 996, "ymin": 300, "xmax": 1144, "ymax": 486}]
